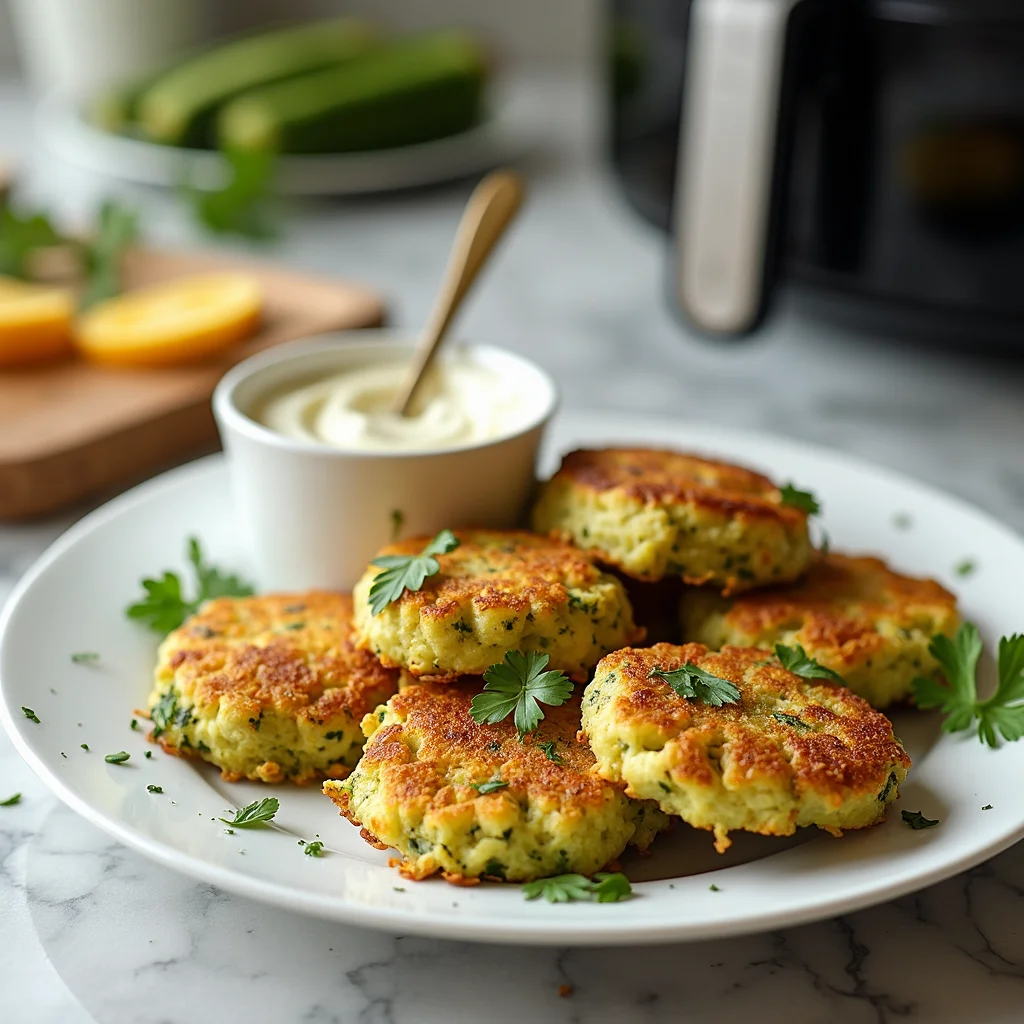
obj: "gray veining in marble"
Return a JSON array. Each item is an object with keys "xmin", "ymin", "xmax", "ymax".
[{"xmin": 3, "ymin": 71, "xmax": 1024, "ymax": 1023}]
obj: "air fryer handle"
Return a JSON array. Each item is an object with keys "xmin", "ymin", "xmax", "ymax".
[{"xmin": 673, "ymin": 0, "xmax": 802, "ymax": 335}]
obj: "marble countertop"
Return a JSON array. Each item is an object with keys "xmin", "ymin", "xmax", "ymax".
[{"xmin": 3, "ymin": 73, "xmax": 1024, "ymax": 1023}]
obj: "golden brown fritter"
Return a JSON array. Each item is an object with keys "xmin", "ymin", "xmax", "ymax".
[
  {"xmin": 149, "ymin": 592, "xmax": 399, "ymax": 783},
  {"xmin": 531, "ymin": 447, "xmax": 813, "ymax": 593},
  {"xmin": 352, "ymin": 529, "xmax": 642, "ymax": 680},
  {"xmin": 324, "ymin": 683, "xmax": 668, "ymax": 881},
  {"xmin": 680, "ymin": 553, "xmax": 960, "ymax": 708},
  {"xmin": 582, "ymin": 642, "xmax": 910, "ymax": 852}
]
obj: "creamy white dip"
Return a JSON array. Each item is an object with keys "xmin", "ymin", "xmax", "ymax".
[{"xmin": 255, "ymin": 352, "xmax": 532, "ymax": 451}]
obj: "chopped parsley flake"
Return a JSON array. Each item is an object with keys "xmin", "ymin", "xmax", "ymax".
[
  {"xmin": 105, "ymin": 751, "xmax": 130, "ymax": 764},
  {"xmin": 471, "ymin": 777, "xmax": 508, "ymax": 795},
  {"xmin": 146, "ymin": 785, "xmax": 163, "ymax": 794},
  {"xmin": 537, "ymin": 740, "xmax": 563, "ymax": 764},
  {"xmin": 71, "ymin": 651, "xmax": 100, "ymax": 664},
  {"xmin": 902, "ymin": 809, "xmax": 939, "ymax": 830},
  {"xmin": 21, "ymin": 707, "xmax": 40, "ymax": 724},
  {"xmin": 304, "ymin": 840, "xmax": 325, "ymax": 857},
  {"xmin": 0, "ymin": 793, "xmax": 21, "ymax": 806},
  {"xmin": 954, "ymin": 559, "xmax": 977, "ymax": 578}
]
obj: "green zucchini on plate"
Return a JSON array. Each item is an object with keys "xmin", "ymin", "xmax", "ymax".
[
  {"xmin": 217, "ymin": 30, "xmax": 488, "ymax": 155},
  {"xmin": 136, "ymin": 18, "xmax": 377, "ymax": 147}
]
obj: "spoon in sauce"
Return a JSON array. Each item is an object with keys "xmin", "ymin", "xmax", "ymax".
[{"xmin": 390, "ymin": 169, "xmax": 525, "ymax": 417}]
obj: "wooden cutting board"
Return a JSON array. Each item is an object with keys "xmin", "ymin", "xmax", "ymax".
[{"xmin": 0, "ymin": 247, "xmax": 385, "ymax": 519}]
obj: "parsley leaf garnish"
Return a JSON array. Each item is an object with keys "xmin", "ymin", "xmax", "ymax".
[
  {"xmin": 71, "ymin": 651, "xmax": 100, "ymax": 664},
  {"xmin": 126, "ymin": 536, "xmax": 254, "ymax": 634},
  {"xmin": 21, "ymin": 707, "xmax": 40, "ymax": 723},
  {"xmin": 648, "ymin": 665, "xmax": 740, "ymax": 707},
  {"xmin": 218, "ymin": 797, "xmax": 279, "ymax": 829},
  {"xmin": 0, "ymin": 793, "xmax": 21, "ymax": 806},
  {"xmin": 470, "ymin": 651, "xmax": 574, "ymax": 739},
  {"xmin": 146, "ymin": 785, "xmax": 163, "ymax": 794},
  {"xmin": 522, "ymin": 872, "xmax": 633, "ymax": 904},
  {"xmin": 471, "ymin": 777, "xmax": 508, "ymax": 795},
  {"xmin": 105, "ymin": 751, "xmax": 130, "ymax": 763},
  {"xmin": 368, "ymin": 529, "xmax": 459, "ymax": 615},
  {"xmin": 779, "ymin": 483, "xmax": 821, "ymax": 516},
  {"xmin": 774, "ymin": 643, "xmax": 846, "ymax": 684},
  {"xmin": 902, "ymin": 810, "xmax": 939, "ymax": 830},
  {"xmin": 912, "ymin": 624, "xmax": 1024, "ymax": 747},
  {"xmin": 304, "ymin": 840, "xmax": 325, "ymax": 857}
]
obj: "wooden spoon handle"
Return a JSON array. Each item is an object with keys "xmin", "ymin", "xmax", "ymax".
[{"xmin": 392, "ymin": 170, "xmax": 525, "ymax": 416}]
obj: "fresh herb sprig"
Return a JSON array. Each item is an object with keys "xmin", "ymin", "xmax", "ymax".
[
  {"xmin": 126, "ymin": 536, "xmax": 254, "ymax": 634},
  {"xmin": 368, "ymin": 529, "xmax": 459, "ymax": 616},
  {"xmin": 779, "ymin": 483, "xmax": 821, "ymax": 516},
  {"xmin": 469, "ymin": 651, "xmax": 574, "ymax": 739},
  {"xmin": 0, "ymin": 196, "xmax": 137, "ymax": 306},
  {"xmin": 522, "ymin": 872, "xmax": 633, "ymax": 904},
  {"xmin": 913, "ymin": 624, "xmax": 1024, "ymax": 747},
  {"xmin": 774, "ymin": 644, "xmax": 845, "ymax": 684},
  {"xmin": 182, "ymin": 148, "xmax": 277, "ymax": 241},
  {"xmin": 218, "ymin": 797, "xmax": 279, "ymax": 829},
  {"xmin": 648, "ymin": 665, "xmax": 740, "ymax": 707}
]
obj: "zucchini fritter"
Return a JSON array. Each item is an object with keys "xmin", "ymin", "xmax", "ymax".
[
  {"xmin": 680, "ymin": 553, "xmax": 960, "ymax": 708},
  {"xmin": 352, "ymin": 529, "xmax": 641, "ymax": 680},
  {"xmin": 324, "ymin": 683, "xmax": 669, "ymax": 882},
  {"xmin": 148, "ymin": 592, "xmax": 399, "ymax": 783},
  {"xmin": 531, "ymin": 447, "xmax": 813, "ymax": 593},
  {"xmin": 582, "ymin": 643, "xmax": 910, "ymax": 852}
]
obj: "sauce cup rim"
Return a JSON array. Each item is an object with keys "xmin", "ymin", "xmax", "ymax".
[{"xmin": 212, "ymin": 331, "xmax": 560, "ymax": 459}]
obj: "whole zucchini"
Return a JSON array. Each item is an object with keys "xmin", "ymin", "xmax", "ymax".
[
  {"xmin": 216, "ymin": 31, "xmax": 487, "ymax": 155},
  {"xmin": 138, "ymin": 18, "xmax": 377, "ymax": 147}
]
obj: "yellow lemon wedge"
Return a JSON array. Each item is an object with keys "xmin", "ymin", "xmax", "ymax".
[
  {"xmin": 75, "ymin": 272, "xmax": 263, "ymax": 368},
  {"xmin": 0, "ymin": 276, "xmax": 75, "ymax": 368}
]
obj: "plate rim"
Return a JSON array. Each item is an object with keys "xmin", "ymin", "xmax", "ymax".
[{"xmin": 3, "ymin": 415, "xmax": 1024, "ymax": 945}]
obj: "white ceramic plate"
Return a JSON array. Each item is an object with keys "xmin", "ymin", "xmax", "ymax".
[
  {"xmin": 36, "ymin": 88, "xmax": 534, "ymax": 196},
  {"xmin": 2, "ymin": 411, "xmax": 1023, "ymax": 946}
]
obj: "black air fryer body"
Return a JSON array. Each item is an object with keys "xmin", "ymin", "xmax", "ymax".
[{"xmin": 610, "ymin": 0, "xmax": 1024, "ymax": 346}]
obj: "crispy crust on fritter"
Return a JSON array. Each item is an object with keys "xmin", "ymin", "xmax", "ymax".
[
  {"xmin": 324, "ymin": 683, "xmax": 668, "ymax": 882},
  {"xmin": 680, "ymin": 553, "xmax": 960, "ymax": 708},
  {"xmin": 582, "ymin": 642, "xmax": 910, "ymax": 851},
  {"xmin": 531, "ymin": 448, "xmax": 812, "ymax": 592},
  {"xmin": 352, "ymin": 530, "xmax": 642, "ymax": 680},
  {"xmin": 149, "ymin": 592, "xmax": 399, "ymax": 784}
]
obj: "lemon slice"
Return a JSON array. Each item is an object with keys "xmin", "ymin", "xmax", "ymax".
[
  {"xmin": 75, "ymin": 272, "xmax": 262, "ymax": 368},
  {"xmin": 0, "ymin": 276, "xmax": 75, "ymax": 368}
]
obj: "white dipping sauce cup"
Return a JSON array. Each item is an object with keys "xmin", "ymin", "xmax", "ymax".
[{"xmin": 212, "ymin": 331, "xmax": 559, "ymax": 592}]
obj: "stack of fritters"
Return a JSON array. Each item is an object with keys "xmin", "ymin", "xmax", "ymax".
[
  {"xmin": 335, "ymin": 528, "xmax": 669, "ymax": 881},
  {"xmin": 529, "ymin": 447, "xmax": 956, "ymax": 850},
  {"xmin": 148, "ymin": 446, "xmax": 958, "ymax": 879}
]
